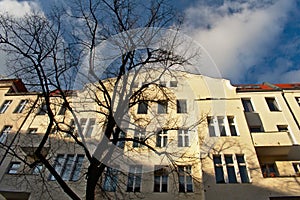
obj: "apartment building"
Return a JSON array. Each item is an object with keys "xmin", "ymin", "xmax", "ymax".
[{"xmin": 0, "ymin": 72, "xmax": 299, "ymax": 200}]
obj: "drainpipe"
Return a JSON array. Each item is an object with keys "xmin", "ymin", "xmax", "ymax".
[{"xmin": 0, "ymin": 95, "xmax": 40, "ymax": 166}]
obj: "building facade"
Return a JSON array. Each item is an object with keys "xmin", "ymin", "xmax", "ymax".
[{"xmin": 0, "ymin": 72, "xmax": 299, "ymax": 200}]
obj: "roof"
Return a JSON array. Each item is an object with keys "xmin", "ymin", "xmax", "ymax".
[
  {"xmin": 0, "ymin": 79, "xmax": 28, "ymax": 92},
  {"xmin": 235, "ymin": 82, "xmax": 300, "ymax": 92}
]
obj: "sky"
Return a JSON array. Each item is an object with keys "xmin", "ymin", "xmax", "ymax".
[{"xmin": 0, "ymin": 0, "xmax": 299, "ymax": 84}]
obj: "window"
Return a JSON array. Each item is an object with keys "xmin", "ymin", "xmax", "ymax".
[
  {"xmin": 178, "ymin": 166, "xmax": 193, "ymax": 193},
  {"xmin": 159, "ymin": 81, "xmax": 166, "ymax": 87},
  {"xmin": 103, "ymin": 167, "xmax": 118, "ymax": 192},
  {"xmin": 295, "ymin": 97, "xmax": 300, "ymax": 106},
  {"xmin": 85, "ymin": 119, "xmax": 95, "ymax": 138},
  {"xmin": 49, "ymin": 154, "xmax": 84, "ymax": 181},
  {"xmin": 133, "ymin": 129, "xmax": 145, "ymax": 148},
  {"xmin": 277, "ymin": 125, "xmax": 288, "ymax": 132},
  {"xmin": 178, "ymin": 129, "xmax": 189, "ymax": 147},
  {"xmin": 37, "ymin": 102, "xmax": 47, "ymax": 115},
  {"xmin": 14, "ymin": 100, "xmax": 28, "ymax": 113},
  {"xmin": 261, "ymin": 163, "xmax": 277, "ymax": 178},
  {"xmin": 132, "ymin": 82, "xmax": 139, "ymax": 88},
  {"xmin": 266, "ymin": 98, "xmax": 280, "ymax": 111},
  {"xmin": 154, "ymin": 166, "xmax": 168, "ymax": 192},
  {"xmin": 170, "ymin": 81, "xmax": 178, "ymax": 87},
  {"xmin": 116, "ymin": 131, "xmax": 126, "ymax": 149},
  {"xmin": 218, "ymin": 117, "xmax": 226, "ymax": 136},
  {"xmin": 157, "ymin": 100, "xmax": 167, "ymax": 114},
  {"xmin": 213, "ymin": 154, "xmax": 250, "ymax": 184},
  {"xmin": 293, "ymin": 163, "xmax": 300, "ymax": 174},
  {"xmin": 207, "ymin": 117, "xmax": 215, "ymax": 137},
  {"xmin": 27, "ymin": 128, "xmax": 37, "ymax": 134},
  {"xmin": 241, "ymin": 99, "xmax": 254, "ymax": 112},
  {"xmin": 177, "ymin": 99, "xmax": 187, "ymax": 113},
  {"xmin": 249, "ymin": 126, "xmax": 263, "ymax": 132},
  {"xmin": 7, "ymin": 162, "xmax": 21, "ymax": 174},
  {"xmin": 236, "ymin": 155, "xmax": 250, "ymax": 183},
  {"xmin": 208, "ymin": 116, "xmax": 239, "ymax": 137},
  {"xmin": 225, "ymin": 155, "xmax": 237, "ymax": 183},
  {"xmin": 127, "ymin": 165, "xmax": 142, "ymax": 192},
  {"xmin": 32, "ymin": 164, "xmax": 43, "ymax": 175},
  {"xmin": 0, "ymin": 126, "xmax": 12, "ymax": 143},
  {"xmin": 137, "ymin": 101, "xmax": 148, "ymax": 114},
  {"xmin": 58, "ymin": 102, "xmax": 67, "ymax": 115},
  {"xmin": 213, "ymin": 155, "xmax": 225, "ymax": 183},
  {"xmin": 228, "ymin": 117, "xmax": 238, "ymax": 136},
  {"xmin": 156, "ymin": 130, "xmax": 168, "ymax": 147},
  {"xmin": 0, "ymin": 100, "xmax": 12, "ymax": 114}
]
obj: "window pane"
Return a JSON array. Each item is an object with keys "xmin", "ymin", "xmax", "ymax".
[
  {"xmin": 0, "ymin": 100, "xmax": 12, "ymax": 114},
  {"xmin": 103, "ymin": 167, "xmax": 118, "ymax": 192},
  {"xmin": 227, "ymin": 166, "xmax": 237, "ymax": 183},
  {"xmin": 213, "ymin": 156, "xmax": 225, "ymax": 183},
  {"xmin": 14, "ymin": 100, "xmax": 28, "ymax": 113},
  {"xmin": 49, "ymin": 155, "xmax": 64, "ymax": 181},
  {"xmin": 177, "ymin": 100, "xmax": 187, "ymax": 113},
  {"xmin": 85, "ymin": 119, "xmax": 95, "ymax": 138},
  {"xmin": 242, "ymin": 99, "xmax": 254, "ymax": 112},
  {"xmin": 58, "ymin": 102, "xmax": 67, "ymax": 115},
  {"xmin": 7, "ymin": 162, "xmax": 20, "ymax": 174},
  {"xmin": 157, "ymin": 100, "xmax": 167, "ymax": 114},
  {"xmin": 154, "ymin": 176, "xmax": 160, "ymax": 192},
  {"xmin": 239, "ymin": 166, "xmax": 250, "ymax": 183},
  {"xmin": 116, "ymin": 131, "xmax": 126, "ymax": 149},
  {"xmin": 213, "ymin": 155, "xmax": 222, "ymax": 164},
  {"xmin": 170, "ymin": 81, "xmax": 177, "ymax": 87},
  {"xmin": 215, "ymin": 167, "xmax": 225, "ymax": 183},
  {"xmin": 161, "ymin": 176, "xmax": 168, "ymax": 192},
  {"xmin": 71, "ymin": 155, "xmax": 84, "ymax": 181},
  {"xmin": 266, "ymin": 98, "xmax": 279, "ymax": 111},
  {"xmin": 61, "ymin": 155, "xmax": 74, "ymax": 180},
  {"xmin": 218, "ymin": 117, "xmax": 226, "ymax": 136},
  {"xmin": 137, "ymin": 101, "xmax": 148, "ymax": 114}
]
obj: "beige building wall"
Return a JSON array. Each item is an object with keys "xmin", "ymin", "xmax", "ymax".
[{"xmin": 0, "ymin": 74, "xmax": 300, "ymax": 200}]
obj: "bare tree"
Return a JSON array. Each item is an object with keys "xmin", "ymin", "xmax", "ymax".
[{"xmin": 0, "ymin": 1, "xmax": 205, "ymax": 199}]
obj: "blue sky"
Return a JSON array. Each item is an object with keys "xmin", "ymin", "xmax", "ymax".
[{"xmin": 0, "ymin": 0, "xmax": 299, "ymax": 84}]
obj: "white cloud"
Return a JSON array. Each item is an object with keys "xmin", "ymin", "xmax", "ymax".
[
  {"xmin": 0, "ymin": 0, "xmax": 41, "ymax": 77},
  {"xmin": 0, "ymin": 0, "xmax": 40, "ymax": 16},
  {"xmin": 183, "ymin": 0, "xmax": 296, "ymax": 83}
]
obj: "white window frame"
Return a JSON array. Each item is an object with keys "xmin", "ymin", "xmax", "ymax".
[
  {"xmin": 14, "ymin": 99, "xmax": 28, "ymax": 113},
  {"xmin": 0, "ymin": 125, "xmax": 12, "ymax": 143},
  {"xmin": 7, "ymin": 162, "xmax": 21, "ymax": 174},
  {"xmin": 103, "ymin": 167, "xmax": 119, "ymax": 192},
  {"xmin": 208, "ymin": 116, "xmax": 239, "ymax": 137},
  {"xmin": 0, "ymin": 100, "xmax": 12, "ymax": 114},
  {"xmin": 178, "ymin": 129, "xmax": 190, "ymax": 147},
  {"xmin": 213, "ymin": 154, "xmax": 251, "ymax": 184},
  {"xmin": 178, "ymin": 165, "xmax": 193, "ymax": 193},
  {"xmin": 154, "ymin": 165, "xmax": 169, "ymax": 192},
  {"xmin": 156, "ymin": 130, "xmax": 168, "ymax": 147},
  {"xmin": 127, "ymin": 165, "xmax": 142, "ymax": 192},
  {"xmin": 133, "ymin": 129, "xmax": 145, "ymax": 148},
  {"xmin": 49, "ymin": 154, "xmax": 84, "ymax": 181}
]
